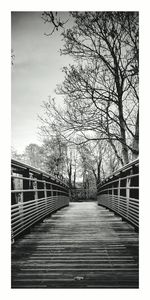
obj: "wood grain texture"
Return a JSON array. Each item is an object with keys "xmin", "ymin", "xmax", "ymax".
[{"xmin": 11, "ymin": 202, "xmax": 139, "ymax": 288}]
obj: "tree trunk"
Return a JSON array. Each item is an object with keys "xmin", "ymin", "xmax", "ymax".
[
  {"xmin": 97, "ymin": 159, "xmax": 102, "ymax": 183},
  {"xmin": 73, "ymin": 169, "xmax": 76, "ymax": 188},
  {"xmin": 92, "ymin": 169, "xmax": 97, "ymax": 183},
  {"xmin": 68, "ymin": 163, "xmax": 72, "ymax": 200},
  {"xmin": 109, "ymin": 138, "xmax": 124, "ymax": 166},
  {"xmin": 118, "ymin": 96, "xmax": 129, "ymax": 165},
  {"xmin": 132, "ymin": 108, "xmax": 139, "ymax": 160},
  {"xmin": 83, "ymin": 173, "xmax": 87, "ymax": 199},
  {"xmin": 86, "ymin": 178, "xmax": 89, "ymax": 200},
  {"xmin": 114, "ymin": 59, "xmax": 129, "ymax": 165}
]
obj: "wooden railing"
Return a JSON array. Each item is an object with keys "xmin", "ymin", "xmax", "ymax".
[
  {"xmin": 97, "ymin": 159, "xmax": 139, "ymax": 229},
  {"xmin": 11, "ymin": 159, "xmax": 69, "ymax": 241}
]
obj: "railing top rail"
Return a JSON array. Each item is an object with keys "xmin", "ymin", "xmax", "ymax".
[
  {"xmin": 98, "ymin": 158, "xmax": 139, "ymax": 187},
  {"xmin": 11, "ymin": 158, "xmax": 69, "ymax": 188}
]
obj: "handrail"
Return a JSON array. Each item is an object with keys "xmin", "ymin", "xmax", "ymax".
[
  {"xmin": 97, "ymin": 158, "xmax": 139, "ymax": 186},
  {"xmin": 11, "ymin": 158, "xmax": 69, "ymax": 188},
  {"xmin": 97, "ymin": 159, "xmax": 139, "ymax": 229},
  {"xmin": 11, "ymin": 159, "xmax": 70, "ymax": 242}
]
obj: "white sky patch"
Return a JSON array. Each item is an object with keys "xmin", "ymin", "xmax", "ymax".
[{"xmin": 11, "ymin": 11, "xmax": 72, "ymax": 153}]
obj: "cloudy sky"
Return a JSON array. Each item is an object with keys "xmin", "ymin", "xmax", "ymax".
[{"xmin": 11, "ymin": 11, "xmax": 72, "ymax": 153}]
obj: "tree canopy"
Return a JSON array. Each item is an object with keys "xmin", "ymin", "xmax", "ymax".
[{"xmin": 40, "ymin": 11, "xmax": 139, "ymax": 166}]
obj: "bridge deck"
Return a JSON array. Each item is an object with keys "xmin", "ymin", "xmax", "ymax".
[{"xmin": 11, "ymin": 202, "xmax": 139, "ymax": 288}]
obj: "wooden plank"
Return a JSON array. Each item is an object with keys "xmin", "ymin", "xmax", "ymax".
[{"xmin": 11, "ymin": 202, "xmax": 139, "ymax": 288}]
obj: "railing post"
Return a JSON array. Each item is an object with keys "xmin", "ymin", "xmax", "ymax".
[
  {"xmin": 34, "ymin": 178, "xmax": 38, "ymax": 200},
  {"xmin": 118, "ymin": 178, "xmax": 120, "ymax": 214},
  {"xmin": 44, "ymin": 180, "xmax": 48, "ymax": 209},
  {"xmin": 50, "ymin": 183, "xmax": 53, "ymax": 208},
  {"xmin": 44, "ymin": 181, "xmax": 47, "ymax": 198},
  {"xmin": 11, "ymin": 171, "xmax": 16, "ymax": 205},
  {"xmin": 126, "ymin": 176, "xmax": 130, "ymax": 219},
  {"xmin": 37, "ymin": 174, "xmax": 44, "ymax": 199},
  {"xmin": 111, "ymin": 183, "xmax": 114, "ymax": 210},
  {"xmin": 23, "ymin": 168, "xmax": 30, "ymax": 202}
]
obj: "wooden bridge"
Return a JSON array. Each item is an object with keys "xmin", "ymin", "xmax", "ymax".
[{"xmin": 11, "ymin": 159, "xmax": 139, "ymax": 288}]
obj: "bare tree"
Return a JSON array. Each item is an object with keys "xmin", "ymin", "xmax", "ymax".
[
  {"xmin": 41, "ymin": 12, "xmax": 69, "ymax": 36},
  {"xmin": 77, "ymin": 141, "xmax": 104, "ymax": 185},
  {"xmin": 23, "ymin": 144, "xmax": 44, "ymax": 169},
  {"xmin": 42, "ymin": 11, "xmax": 139, "ymax": 164}
]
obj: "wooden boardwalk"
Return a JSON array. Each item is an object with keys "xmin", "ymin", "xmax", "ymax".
[{"xmin": 11, "ymin": 202, "xmax": 139, "ymax": 288}]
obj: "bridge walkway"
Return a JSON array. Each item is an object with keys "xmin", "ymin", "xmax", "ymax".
[{"xmin": 11, "ymin": 202, "xmax": 139, "ymax": 288}]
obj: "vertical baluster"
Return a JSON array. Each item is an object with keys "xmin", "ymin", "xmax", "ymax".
[
  {"xmin": 34, "ymin": 178, "xmax": 38, "ymax": 200},
  {"xmin": 37, "ymin": 174, "xmax": 44, "ymax": 199},
  {"xmin": 29, "ymin": 173, "xmax": 35, "ymax": 201},
  {"xmin": 51, "ymin": 183, "xmax": 53, "ymax": 197},
  {"xmin": 20, "ymin": 168, "xmax": 30, "ymax": 231},
  {"xmin": 37, "ymin": 174, "xmax": 44, "ymax": 216},
  {"xmin": 112, "ymin": 182, "xmax": 114, "ymax": 211},
  {"xmin": 11, "ymin": 171, "xmax": 16, "ymax": 205},
  {"xmin": 118, "ymin": 178, "xmax": 120, "ymax": 214},
  {"xmin": 56, "ymin": 183, "xmax": 59, "ymax": 210},
  {"xmin": 23, "ymin": 168, "xmax": 30, "ymax": 202},
  {"xmin": 51, "ymin": 183, "xmax": 53, "ymax": 210},
  {"xmin": 126, "ymin": 176, "xmax": 130, "ymax": 220},
  {"xmin": 44, "ymin": 180, "xmax": 48, "ymax": 210}
]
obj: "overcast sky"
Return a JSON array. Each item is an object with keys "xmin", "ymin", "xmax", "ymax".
[{"xmin": 11, "ymin": 11, "xmax": 72, "ymax": 153}]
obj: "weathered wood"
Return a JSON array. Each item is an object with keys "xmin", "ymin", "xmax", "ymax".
[{"xmin": 11, "ymin": 202, "xmax": 139, "ymax": 288}]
